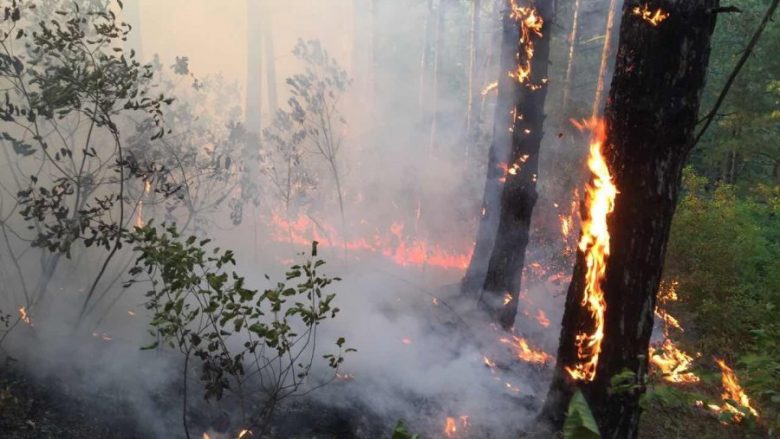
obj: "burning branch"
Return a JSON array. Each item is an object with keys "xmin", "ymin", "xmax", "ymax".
[{"xmin": 631, "ymin": 4, "xmax": 670, "ymax": 26}]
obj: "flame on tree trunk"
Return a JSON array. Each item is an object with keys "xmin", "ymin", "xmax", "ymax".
[
  {"xmin": 479, "ymin": 0, "xmax": 553, "ymax": 330},
  {"xmin": 534, "ymin": 1, "xmax": 719, "ymax": 437},
  {"xmin": 461, "ymin": 0, "xmax": 525, "ymax": 294}
]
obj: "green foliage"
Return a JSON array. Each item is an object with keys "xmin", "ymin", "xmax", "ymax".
[
  {"xmin": 126, "ymin": 224, "xmax": 352, "ymax": 424},
  {"xmin": 563, "ymin": 391, "xmax": 601, "ymax": 439},
  {"xmin": 391, "ymin": 420, "xmax": 422, "ymax": 439}
]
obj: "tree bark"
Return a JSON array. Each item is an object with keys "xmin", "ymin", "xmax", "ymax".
[
  {"xmin": 535, "ymin": 1, "xmax": 719, "ymax": 437},
  {"xmin": 480, "ymin": 0, "xmax": 554, "ymax": 329},
  {"xmin": 461, "ymin": 0, "xmax": 524, "ymax": 295}
]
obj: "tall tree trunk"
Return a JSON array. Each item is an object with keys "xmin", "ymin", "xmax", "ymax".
[
  {"xmin": 461, "ymin": 0, "xmax": 524, "ymax": 295},
  {"xmin": 262, "ymin": 0, "xmax": 278, "ymax": 116},
  {"xmin": 466, "ymin": 0, "xmax": 482, "ymax": 137},
  {"xmin": 535, "ymin": 1, "xmax": 718, "ymax": 437},
  {"xmin": 591, "ymin": 0, "xmax": 619, "ymax": 117},
  {"xmin": 428, "ymin": 0, "xmax": 446, "ymax": 152},
  {"xmin": 560, "ymin": 0, "xmax": 581, "ymax": 118},
  {"xmin": 418, "ymin": 0, "xmax": 434, "ymax": 114},
  {"xmin": 245, "ymin": 0, "xmax": 263, "ymax": 134},
  {"xmin": 480, "ymin": 0, "xmax": 554, "ymax": 329}
]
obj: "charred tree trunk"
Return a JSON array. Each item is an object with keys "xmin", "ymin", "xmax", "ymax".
[
  {"xmin": 461, "ymin": 1, "xmax": 524, "ymax": 295},
  {"xmin": 246, "ymin": 0, "xmax": 263, "ymax": 134},
  {"xmin": 535, "ymin": 1, "xmax": 718, "ymax": 437},
  {"xmin": 262, "ymin": 0, "xmax": 278, "ymax": 116},
  {"xmin": 480, "ymin": 0, "xmax": 553, "ymax": 329}
]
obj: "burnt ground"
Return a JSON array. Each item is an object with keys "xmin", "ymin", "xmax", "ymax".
[{"xmin": 0, "ymin": 359, "xmax": 147, "ymax": 438}]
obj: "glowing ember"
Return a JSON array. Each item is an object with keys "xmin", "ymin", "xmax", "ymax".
[
  {"xmin": 503, "ymin": 293, "xmax": 512, "ymax": 305},
  {"xmin": 566, "ymin": 118, "xmax": 617, "ymax": 381},
  {"xmin": 631, "ymin": 4, "xmax": 670, "ymax": 26},
  {"xmin": 480, "ymin": 81, "xmax": 498, "ymax": 96},
  {"xmin": 237, "ymin": 429, "xmax": 252, "ymax": 438},
  {"xmin": 336, "ymin": 372, "xmax": 354, "ymax": 382},
  {"xmin": 535, "ymin": 309, "xmax": 550, "ymax": 328},
  {"xmin": 499, "ymin": 334, "xmax": 552, "ymax": 364},
  {"xmin": 401, "ymin": 337, "xmax": 412, "ymax": 345},
  {"xmin": 483, "ymin": 356, "xmax": 497, "ymax": 368},
  {"xmin": 18, "ymin": 307, "xmax": 32, "ymax": 325}
]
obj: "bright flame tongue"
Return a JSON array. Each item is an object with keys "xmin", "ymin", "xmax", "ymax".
[
  {"xmin": 566, "ymin": 118, "xmax": 617, "ymax": 381},
  {"xmin": 714, "ymin": 358, "xmax": 759, "ymax": 420}
]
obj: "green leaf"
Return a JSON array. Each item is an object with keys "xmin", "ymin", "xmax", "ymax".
[{"xmin": 563, "ymin": 391, "xmax": 601, "ymax": 439}]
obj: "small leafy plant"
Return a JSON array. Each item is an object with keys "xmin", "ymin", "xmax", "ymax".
[{"xmin": 126, "ymin": 223, "xmax": 353, "ymax": 437}]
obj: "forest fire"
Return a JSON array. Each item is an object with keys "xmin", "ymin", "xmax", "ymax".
[
  {"xmin": 707, "ymin": 358, "xmax": 759, "ymax": 422},
  {"xmin": 631, "ymin": 4, "xmax": 670, "ymax": 26},
  {"xmin": 443, "ymin": 416, "xmax": 469, "ymax": 438},
  {"xmin": 650, "ymin": 338, "xmax": 700, "ymax": 383},
  {"xmin": 499, "ymin": 333, "xmax": 553, "ymax": 365},
  {"xmin": 268, "ymin": 213, "xmax": 471, "ymax": 270},
  {"xmin": 565, "ymin": 118, "xmax": 617, "ymax": 382},
  {"xmin": 508, "ymin": 0, "xmax": 544, "ymax": 86}
]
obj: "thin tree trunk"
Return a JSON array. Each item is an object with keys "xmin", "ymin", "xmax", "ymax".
[
  {"xmin": 428, "ymin": 0, "xmax": 446, "ymax": 152},
  {"xmin": 466, "ymin": 0, "xmax": 482, "ymax": 136},
  {"xmin": 418, "ymin": 0, "xmax": 434, "ymax": 113},
  {"xmin": 535, "ymin": 1, "xmax": 719, "ymax": 437},
  {"xmin": 262, "ymin": 0, "xmax": 278, "ymax": 116},
  {"xmin": 480, "ymin": 0, "xmax": 554, "ymax": 329},
  {"xmin": 560, "ymin": 0, "xmax": 581, "ymax": 117},
  {"xmin": 461, "ymin": 0, "xmax": 525, "ymax": 295},
  {"xmin": 591, "ymin": 0, "xmax": 619, "ymax": 118},
  {"xmin": 246, "ymin": 0, "xmax": 263, "ymax": 133}
]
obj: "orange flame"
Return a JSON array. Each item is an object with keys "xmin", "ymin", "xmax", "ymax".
[
  {"xmin": 650, "ymin": 338, "xmax": 700, "ymax": 383},
  {"xmin": 268, "ymin": 213, "xmax": 472, "ymax": 271},
  {"xmin": 713, "ymin": 358, "xmax": 759, "ymax": 421},
  {"xmin": 566, "ymin": 118, "xmax": 617, "ymax": 381},
  {"xmin": 499, "ymin": 334, "xmax": 552, "ymax": 364},
  {"xmin": 631, "ymin": 4, "xmax": 670, "ymax": 26},
  {"xmin": 508, "ymin": 0, "xmax": 544, "ymax": 86},
  {"xmin": 443, "ymin": 415, "xmax": 470, "ymax": 438}
]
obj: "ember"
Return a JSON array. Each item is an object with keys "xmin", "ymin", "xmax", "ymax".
[{"xmin": 631, "ymin": 4, "xmax": 670, "ymax": 26}]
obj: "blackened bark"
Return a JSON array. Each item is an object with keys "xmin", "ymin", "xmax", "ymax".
[
  {"xmin": 535, "ymin": 1, "xmax": 718, "ymax": 438},
  {"xmin": 461, "ymin": 1, "xmax": 523, "ymax": 295},
  {"xmin": 480, "ymin": 0, "xmax": 554, "ymax": 330}
]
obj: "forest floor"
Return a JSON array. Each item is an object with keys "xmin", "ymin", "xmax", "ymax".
[
  {"xmin": 0, "ymin": 358, "xmax": 769, "ymax": 439},
  {"xmin": 0, "ymin": 361, "xmax": 145, "ymax": 439}
]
